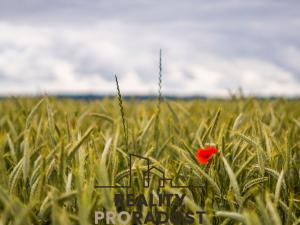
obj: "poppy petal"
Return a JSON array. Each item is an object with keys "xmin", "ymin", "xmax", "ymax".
[{"xmin": 195, "ymin": 146, "xmax": 218, "ymax": 165}]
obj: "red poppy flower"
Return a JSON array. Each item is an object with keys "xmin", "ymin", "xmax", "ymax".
[{"xmin": 196, "ymin": 146, "xmax": 218, "ymax": 165}]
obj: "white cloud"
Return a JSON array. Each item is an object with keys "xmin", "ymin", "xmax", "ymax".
[{"xmin": 0, "ymin": 0, "xmax": 300, "ymax": 97}]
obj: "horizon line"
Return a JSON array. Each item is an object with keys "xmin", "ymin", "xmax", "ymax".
[{"xmin": 1, "ymin": 94, "xmax": 300, "ymax": 100}]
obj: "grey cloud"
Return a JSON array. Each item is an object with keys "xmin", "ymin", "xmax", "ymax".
[{"xmin": 0, "ymin": 0, "xmax": 300, "ymax": 96}]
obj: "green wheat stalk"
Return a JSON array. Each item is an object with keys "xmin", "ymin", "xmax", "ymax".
[
  {"xmin": 154, "ymin": 49, "xmax": 163, "ymax": 152},
  {"xmin": 115, "ymin": 74, "xmax": 129, "ymax": 152}
]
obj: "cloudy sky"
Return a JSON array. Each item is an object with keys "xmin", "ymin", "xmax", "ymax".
[{"xmin": 0, "ymin": 0, "xmax": 300, "ymax": 97}]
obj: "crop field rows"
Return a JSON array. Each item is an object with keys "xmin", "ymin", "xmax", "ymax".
[{"xmin": 0, "ymin": 97, "xmax": 299, "ymax": 224}]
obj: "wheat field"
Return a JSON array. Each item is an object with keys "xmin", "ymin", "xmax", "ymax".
[{"xmin": 0, "ymin": 97, "xmax": 299, "ymax": 225}]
